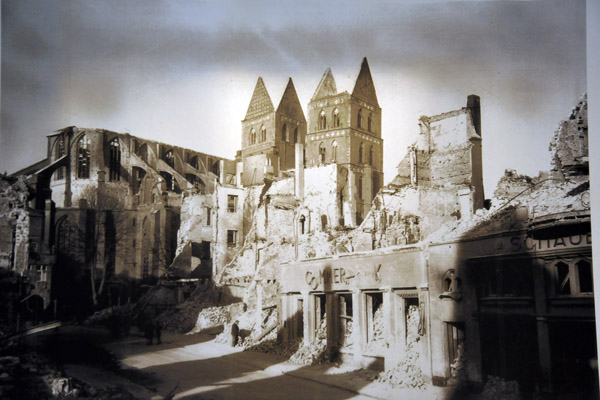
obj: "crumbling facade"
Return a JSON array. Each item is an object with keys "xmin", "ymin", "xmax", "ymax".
[
  {"xmin": 278, "ymin": 95, "xmax": 594, "ymax": 398},
  {"xmin": 11, "ymin": 127, "xmax": 236, "ymax": 314}
]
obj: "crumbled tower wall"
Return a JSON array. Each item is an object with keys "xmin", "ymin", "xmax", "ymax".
[{"xmin": 550, "ymin": 94, "xmax": 588, "ymax": 178}]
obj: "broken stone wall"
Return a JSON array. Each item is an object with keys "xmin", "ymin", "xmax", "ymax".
[
  {"xmin": 550, "ymin": 94, "xmax": 588, "ymax": 178},
  {"xmin": 302, "ymin": 164, "xmax": 340, "ymax": 231},
  {"xmin": 0, "ymin": 176, "xmax": 30, "ymax": 273}
]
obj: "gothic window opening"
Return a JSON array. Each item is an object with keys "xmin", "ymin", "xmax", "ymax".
[
  {"xmin": 160, "ymin": 171, "xmax": 174, "ymax": 191},
  {"xmin": 294, "ymin": 127, "xmax": 298, "ymax": 143},
  {"xmin": 368, "ymin": 113, "xmax": 372, "ymax": 132},
  {"xmin": 132, "ymin": 167, "xmax": 146, "ymax": 195},
  {"xmin": 77, "ymin": 135, "xmax": 90, "ymax": 179},
  {"xmin": 250, "ymin": 128, "xmax": 256, "ymax": 145},
  {"xmin": 163, "ymin": 149, "xmax": 174, "ymax": 168},
  {"xmin": 333, "ymin": 108, "xmax": 340, "ymax": 127},
  {"xmin": 357, "ymin": 109, "xmax": 363, "ymax": 129},
  {"xmin": 54, "ymin": 136, "xmax": 65, "ymax": 180},
  {"xmin": 299, "ymin": 215, "xmax": 306, "ymax": 234},
  {"xmin": 319, "ymin": 110, "xmax": 326, "ymax": 130},
  {"xmin": 282, "ymin": 124, "xmax": 288, "ymax": 142},
  {"xmin": 189, "ymin": 155, "xmax": 199, "ymax": 169},
  {"xmin": 358, "ymin": 178, "xmax": 363, "ymax": 199},
  {"xmin": 260, "ymin": 125, "xmax": 266, "ymax": 142},
  {"xmin": 332, "ymin": 140, "xmax": 338, "ymax": 162},
  {"xmin": 369, "ymin": 145, "xmax": 374, "ymax": 166},
  {"xmin": 440, "ymin": 269, "xmax": 463, "ymax": 301},
  {"xmin": 109, "ymin": 138, "xmax": 121, "ymax": 181},
  {"xmin": 319, "ymin": 142, "xmax": 326, "ymax": 164},
  {"xmin": 359, "ymin": 142, "xmax": 364, "ymax": 164}
]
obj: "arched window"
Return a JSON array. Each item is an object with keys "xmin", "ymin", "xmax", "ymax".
[
  {"xmin": 160, "ymin": 171, "xmax": 174, "ymax": 191},
  {"xmin": 109, "ymin": 138, "xmax": 121, "ymax": 181},
  {"xmin": 368, "ymin": 113, "xmax": 372, "ymax": 132},
  {"xmin": 136, "ymin": 142, "xmax": 148, "ymax": 163},
  {"xmin": 260, "ymin": 125, "xmax": 266, "ymax": 142},
  {"xmin": 319, "ymin": 110, "xmax": 327, "ymax": 130},
  {"xmin": 54, "ymin": 136, "xmax": 65, "ymax": 180},
  {"xmin": 265, "ymin": 157, "xmax": 272, "ymax": 166},
  {"xmin": 333, "ymin": 108, "xmax": 340, "ymax": 127},
  {"xmin": 319, "ymin": 142, "xmax": 326, "ymax": 164},
  {"xmin": 282, "ymin": 124, "xmax": 288, "ymax": 142},
  {"xmin": 293, "ymin": 127, "xmax": 298, "ymax": 143},
  {"xmin": 357, "ymin": 109, "xmax": 362, "ymax": 129},
  {"xmin": 77, "ymin": 135, "xmax": 90, "ymax": 179},
  {"xmin": 359, "ymin": 142, "xmax": 364, "ymax": 164},
  {"xmin": 299, "ymin": 215, "xmax": 306, "ymax": 234},
  {"xmin": 163, "ymin": 149, "xmax": 174, "ymax": 168},
  {"xmin": 250, "ymin": 128, "xmax": 256, "ymax": 145},
  {"xmin": 369, "ymin": 145, "xmax": 374, "ymax": 166},
  {"xmin": 332, "ymin": 140, "xmax": 338, "ymax": 162}
]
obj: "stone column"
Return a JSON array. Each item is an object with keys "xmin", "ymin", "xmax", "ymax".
[{"xmin": 301, "ymin": 291, "xmax": 311, "ymax": 345}]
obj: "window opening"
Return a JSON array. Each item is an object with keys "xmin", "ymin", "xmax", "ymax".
[
  {"xmin": 369, "ymin": 145, "xmax": 373, "ymax": 166},
  {"xmin": 319, "ymin": 110, "xmax": 326, "ymax": 129},
  {"xmin": 54, "ymin": 136, "xmax": 65, "ymax": 180},
  {"xmin": 205, "ymin": 207, "xmax": 211, "ymax": 226},
  {"xmin": 227, "ymin": 230, "xmax": 237, "ymax": 246},
  {"xmin": 109, "ymin": 138, "xmax": 121, "ymax": 181},
  {"xmin": 332, "ymin": 140, "xmax": 338, "ymax": 162},
  {"xmin": 294, "ymin": 127, "xmax": 298, "ymax": 143},
  {"xmin": 319, "ymin": 142, "xmax": 326, "ymax": 164},
  {"xmin": 77, "ymin": 135, "xmax": 91, "ymax": 178},
  {"xmin": 260, "ymin": 125, "xmax": 266, "ymax": 142},
  {"xmin": 359, "ymin": 142, "xmax": 364, "ymax": 164},
  {"xmin": 333, "ymin": 108, "xmax": 340, "ymax": 127},
  {"xmin": 228, "ymin": 195, "xmax": 238, "ymax": 212},
  {"xmin": 368, "ymin": 113, "xmax": 372, "ymax": 132},
  {"xmin": 339, "ymin": 293, "xmax": 353, "ymax": 348},
  {"xmin": 357, "ymin": 109, "xmax": 362, "ymax": 129},
  {"xmin": 282, "ymin": 124, "xmax": 288, "ymax": 142},
  {"xmin": 163, "ymin": 149, "xmax": 174, "ymax": 168},
  {"xmin": 299, "ymin": 215, "xmax": 306, "ymax": 234},
  {"xmin": 365, "ymin": 292, "xmax": 384, "ymax": 354}
]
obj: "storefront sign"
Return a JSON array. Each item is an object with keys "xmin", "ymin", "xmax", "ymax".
[{"xmin": 509, "ymin": 233, "xmax": 591, "ymax": 253}]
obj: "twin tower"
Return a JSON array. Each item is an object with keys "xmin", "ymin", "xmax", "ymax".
[{"xmin": 240, "ymin": 58, "xmax": 383, "ymax": 221}]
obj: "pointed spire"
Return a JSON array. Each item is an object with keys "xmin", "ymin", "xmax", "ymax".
[
  {"xmin": 352, "ymin": 57, "xmax": 379, "ymax": 107},
  {"xmin": 311, "ymin": 68, "xmax": 338, "ymax": 101},
  {"xmin": 245, "ymin": 77, "xmax": 274, "ymax": 120},
  {"xmin": 277, "ymin": 78, "xmax": 306, "ymax": 122}
]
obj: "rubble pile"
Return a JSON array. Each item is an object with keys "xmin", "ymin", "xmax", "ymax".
[
  {"xmin": 188, "ymin": 305, "xmax": 231, "ymax": 334},
  {"xmin": 376, "ymin": 305, "xmax": 425, "ymax": 389},
  {"xmin": 447, "ymin": 343, "xmax": 468, "ymax": 386},
  {"xmin": 365, "ymin": 304, "xmax": 385, "ymax": 354},
  {"xmin": 156, "ymin": 281, "xmax": 238, "ymax": 333},
  {"xmin": 0, "ymin": 352, "xmax": 136, "ymax": 400},
  {"xmin": 85, "ymin": 304, "xmax": 134, "ymax": 337},
  {"xmin": 479, "ymin": 376, "xmax": 521, "ymax": 400},
  {"xmin": 288, "ymin": 314, "xmax": 328, "ymax": 365}
]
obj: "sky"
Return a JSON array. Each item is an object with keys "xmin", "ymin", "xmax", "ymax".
[{"xmin": 0, "ymin": 0, "xmax": 588, "ymax": 194}]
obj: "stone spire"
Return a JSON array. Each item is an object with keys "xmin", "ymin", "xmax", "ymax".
[
  {"xmin": 245, "ymin": 77, "xmax": 274, "ymax": 120},
  {"xmin": 311, "ymin": 68, "xmax": 338, "ymax": 101},
  {"xmin": 352, "ymin": 57, "xmax": 379, "ymax": 107},
  {"xmin": 277, "ymin": 78, "xmax": 306, "ymax": 122}
]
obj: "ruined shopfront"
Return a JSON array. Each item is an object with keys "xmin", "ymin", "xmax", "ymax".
[
  {"xmin": 428, "ymin": 217, "xmax": 596, "ymax": 395},
  {"xmin": 280, "ymin": 247, "xmax": 430, "ymax": 373}
]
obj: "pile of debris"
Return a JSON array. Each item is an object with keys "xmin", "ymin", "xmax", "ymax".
[
  {"xmin": 447, "ymin": 342, "xmax": 468, "ymax": 386},
  {"xmin": 288, "ymin": 314, "xmax": 328, "ymax": 365},
  {"xmin": 85, "ymin": 304, "xmax": 134, "ymax": 338},
  {"xmin": 479, "ymin": 376, "xmax": 521, "ymax": 400},
  {"xmin": 157, "ymin": 281, "xmax": 239, "ymax": 333},
  {"xmin": 188, "ymin": 305, "xmax": 234, "ymax": 334},
  {"xmin": 0, "ymin": 351, "xmax": 136, "ymax": 400},
  {"xmin": 365, "ymin": 304, "xmax": 385, "ymax": 354},
  {"xmin": 376, "ymin": 305, "xmax": 426, "ymax": 389}
]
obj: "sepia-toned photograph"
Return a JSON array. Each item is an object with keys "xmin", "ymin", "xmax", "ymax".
[{"xmin": 0, "ymin": 1, "xmax": 596, "ymax": 399}]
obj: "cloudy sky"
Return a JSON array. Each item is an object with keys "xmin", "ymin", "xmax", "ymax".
[{"xmin": 1, "ymin": 0, "xmax": 587, "ymax": 194}]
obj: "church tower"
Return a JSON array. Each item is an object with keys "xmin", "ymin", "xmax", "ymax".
[
  {"xmin": 241, "ymin": 77, "xmax": 306, "ymax": 186},
  {"xmin": 306, "ymin": 57, "xmax": 383, "ymax": 225}
]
